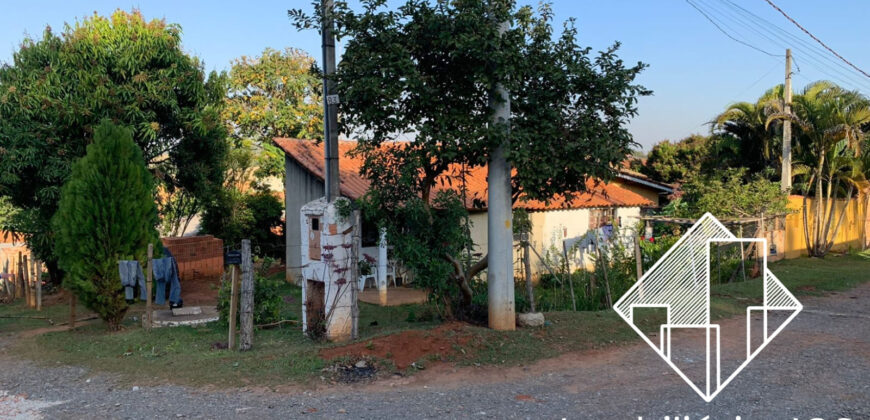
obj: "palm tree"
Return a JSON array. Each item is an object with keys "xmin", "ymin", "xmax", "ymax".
[
  {"xmin": 767, "ymin": 81, "xmax": 870, "ymax": 257},
  {"xmin": 713, "ymin": 85, "xmax": 784, "ymax": 174}
]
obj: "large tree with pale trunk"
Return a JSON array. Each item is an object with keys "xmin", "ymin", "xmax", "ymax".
[{"xmin": 290, "ymin": 0, "xmax": 648, "ymax": 319}]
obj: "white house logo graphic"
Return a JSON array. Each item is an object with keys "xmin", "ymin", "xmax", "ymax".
[{"xmin": 614, "ymin": 213, "xmax": 802, "ymax": 402}]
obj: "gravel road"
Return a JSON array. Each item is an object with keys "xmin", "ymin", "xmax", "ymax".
[{"xmin": 1, "ymin": 284, "xmax": 868, "ymax": 419}]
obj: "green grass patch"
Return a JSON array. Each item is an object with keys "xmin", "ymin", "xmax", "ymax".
[{"xmin": 5, "ymin": 252, "xmax": 870, "ymax": 387}]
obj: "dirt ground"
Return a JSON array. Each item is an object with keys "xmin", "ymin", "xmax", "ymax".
[
  {"xmin": 358, "ymin": 287, "xmax": 428, "ymax": 306},
  {"xmin": 319, "ymin": 322, "xmax": 471, "ymax": 369},
  {"xmin": 1, "ymin": 284, "xmax": 867, "ymax": 419}
]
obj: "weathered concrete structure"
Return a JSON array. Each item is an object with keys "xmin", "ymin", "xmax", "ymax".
[{"xmin": 300, "ymin": 198, "xmax": 357, "ymax": 342}]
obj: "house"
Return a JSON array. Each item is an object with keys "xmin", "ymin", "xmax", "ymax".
[{"xmin": 275, "ymin": 138, "xmax": 659, "ymax": 282}]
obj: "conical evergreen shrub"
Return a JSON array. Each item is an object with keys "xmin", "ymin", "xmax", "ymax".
[{"xmin": 53, "ymin": 120, "xmax": 160, "ymax": 330}]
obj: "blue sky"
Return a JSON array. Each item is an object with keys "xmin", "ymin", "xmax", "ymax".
[{"xmin": 2, "ymin": 1, "xmax": 869, "ymax": 151}]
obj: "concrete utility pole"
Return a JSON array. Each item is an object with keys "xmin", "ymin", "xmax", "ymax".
[
  {"xmin": 487, "ymin": 20, "xmax": 516, "ymax": 331},
  {"xmin": 322, "ymin": 0, "xmax": 340, "ymax": 201},
  {"xmin": 781, "ymin": 48, "xmax": 793, "ymax": 192}
]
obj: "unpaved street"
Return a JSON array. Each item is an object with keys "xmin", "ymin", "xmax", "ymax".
[{"xmin": 1, "ymin": 284, "xmax": 868, "ymax": 419}]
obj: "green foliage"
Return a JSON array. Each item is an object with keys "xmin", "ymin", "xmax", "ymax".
[
  {"xmin": 672, "ymin": 168, "xmax": 790, "ymax": 219},
  {"xmin": 52, "ymin": 121, "xmax": 160, "ymax": 330},
  {"xmin": 0, "ymin": 197, "xmax": 16, "ymax": 228},
  {"xmin": 637, "ymin": 234, "xmax": 680, "ymax": 271},
  {"xmin": 642, "ymin": 135, "xmax": 714, "ymax": 184},
  {"xmin": 361, "ymin": 191, "xmax": 472, "ymax": 314},
  {"xmin": 713, "ymin": 85, "xmax": 785, "ymax": 175},
  {"xmin": 0, "ymin": 10, "xmax": 226, "ymax": 278},
  {"xmin": 217, "ymin": 274, "xmax": 285, "ymax": 326},
  {"xmin": 224, "ymin": 47, "xmax": 322, "ymax": 142},
  {"xmin": 294, "ymin": 0, "xmax": 648, "ymax": 314},
  {"xmin": 200, "ymin": 189, "xmax": 283, "ymax": 258}
]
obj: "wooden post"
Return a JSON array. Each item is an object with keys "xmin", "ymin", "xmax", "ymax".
[
  {"xmin": 35, "ymin": 260, "xmax": 42, "ymax": 311},
  {"xmin": 69, "ymin": 293, "xmax": 77, "ymax": 329},
  {"xmin": 239, "ymin": 239, "xmax": 254, "ymax": 351},
  {"xmin": 351, "ymin": 210, "xmax": 361, "ymax": 340},
  {"xmin": 228, "ymin": 265, "xmax": 239, "ymax": 350},
  {"xmin": 634, "ymin": 235, "xmax": 644, "ymax": 299},
  {"xmin": 16, "ymin": 252, "xmax": 24, "ymax": 299},
  {"xmin": 144, "ymin": 244, "xmax": 153, "ymax": 331},
  {"xmin": 22, "ymin": 254, "xmax": 31, "ymax": 308},
  {"xmin": 522, "ymin": 236, "xmax": 536, "ymax": 313}
]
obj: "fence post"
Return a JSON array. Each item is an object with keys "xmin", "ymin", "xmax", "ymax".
[
  {"xmin": 522, "ymin": 236, "xmax": 536, "ymax": 313},
  {"xmin": 634, "ymin": 235, "xmax": 644, "ymax": 299},
  {"xmin": 228, "ymin": 265, "xmax": 239, "ymax": 350},
  {"xmin": 69, "ymin": 293, "xmax": 77, "ymax": 329},
  {"xmin": 35, "ymin": 260, "xmax": 42, "ymax": 311},
  {"xmin": 15, "ymin": 252, "xmax": 23, "ymax": 299},
  {"xmin": 239, "ymin": 239, "xmax": 254, "ymax": 351},
  {"xmin": 144, "ymin": 244, "xmax": 153, "ymax": 331},
  {"xmin": 22, "ymin": 254, "xmax": 31, "ymax": 308}
]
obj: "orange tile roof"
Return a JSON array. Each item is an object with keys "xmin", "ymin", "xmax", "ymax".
[{"xmin": 273, "ymin": 138, "xmax": 653, "ymax": 211}]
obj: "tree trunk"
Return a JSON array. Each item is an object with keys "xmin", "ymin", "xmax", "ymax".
[
  {"xmin": 813, "ymin": 153, "xmax": 825, "ymax": 256},
  {"xmin": 522, "ymin": 240, "xmax": 535, "ymax": 313},
  {"xmin": 824, "ymin": 186, "xmax": 854, "ymax": 254}
]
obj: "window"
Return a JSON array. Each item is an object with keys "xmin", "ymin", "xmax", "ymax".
[{"xmin": 308, "ymin": 216, "xmax": 321, "ymax": 260}]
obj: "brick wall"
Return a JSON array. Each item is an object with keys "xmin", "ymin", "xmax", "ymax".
[{"xmin": 161, "ymin": 235, "xmax": 224, "ymax": 282}]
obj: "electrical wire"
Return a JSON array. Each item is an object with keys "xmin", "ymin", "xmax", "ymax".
[
  {"xmin": 762, "ymin": 0, "xmax": 870, "ymax": 79},
  {"xmin": 692, "ymin": 0, "xmax": 870, "ymax": 92},
  {"xmin": 685, "ymin": 0, "xmax": 783, "ymax": 57},
  {"xmin": 716, "ymin": 0, "xmax": 870, "ymax": 91}
]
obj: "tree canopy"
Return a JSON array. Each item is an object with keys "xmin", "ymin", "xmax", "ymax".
[
  {"xmin": 0, "ymin": 10, "xmax": 226, "ymax": 278},
  {"xmin": 291, "ymin": 0, "xmax": 649, "ymax": 316}
]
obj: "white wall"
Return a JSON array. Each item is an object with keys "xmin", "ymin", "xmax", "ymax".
[{"xmin": 463, "ymin": 206, "xmax": 643, "ymax": 281}]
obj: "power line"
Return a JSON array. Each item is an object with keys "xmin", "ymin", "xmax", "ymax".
[
  {"xmin": 716, "ymin": 0, "xmax": 870, "ymax": 90},
  {"xmin": 762, "ymin": 0, "xmax": 870, "ymax": 79},
  {"xmin": 685, "ymin": 0, "xmax": 783, "ymax": 57},
  {"xmin": 701, "ymin": 0, "xmax": 870, "ymax": 91}
]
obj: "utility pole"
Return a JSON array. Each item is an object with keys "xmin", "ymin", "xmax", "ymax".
[
  {"xmin": 322, "ymin": 0, "xmax": 340, "ymax": 201},
  {"xmin": 781, "ymin": 48, "xmax": 792, "ymax": 192},
  {"xmin": 487, "ymin": 20, "xmax": 516, "ymax": 331}
]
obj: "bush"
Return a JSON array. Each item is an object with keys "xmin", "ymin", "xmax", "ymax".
[
  {"xmin": 53, "ymin": 121, "xmax": 160, "ymax": 330},
  {"xmin": 217, "ymin": 274, "xmax": 284, "ymax": 326},
  {"xmin": 200, "ymin": 189, "xmax": 284, "ymax": 259}
]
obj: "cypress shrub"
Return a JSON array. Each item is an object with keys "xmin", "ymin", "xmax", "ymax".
[{"xmin": 53, "ymin": 120, "xmax": 160, "ymax": 330}]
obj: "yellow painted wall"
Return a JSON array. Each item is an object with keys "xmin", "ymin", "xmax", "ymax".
[{"xmin": 783, "ymin": 194, "xmax": 868, "ymax": 258}]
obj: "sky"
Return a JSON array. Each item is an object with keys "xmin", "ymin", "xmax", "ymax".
[{"xmin": 2, "ymin": 0, "xmax": 869, "ymax": 151}]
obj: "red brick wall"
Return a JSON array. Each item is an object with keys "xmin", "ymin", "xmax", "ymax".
[{"xmin": 161, "ymin": 235, "xmax": 224, "ymax": 282}]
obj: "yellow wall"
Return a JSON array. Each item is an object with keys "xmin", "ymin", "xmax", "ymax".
[{"xmin": 783, "ymin": 194, "xmax": 868, "ymax": 258}]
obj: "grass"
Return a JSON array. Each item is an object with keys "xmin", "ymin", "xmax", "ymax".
[
  {"xmin": 5, "ymin": 252, "xmax": 870, "ymax": 387},
  {"xmin": 0, "ymin": 296, "xmax": 74, "ymax": 333}
]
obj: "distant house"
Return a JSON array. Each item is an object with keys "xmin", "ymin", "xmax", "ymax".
[{"xmin": 275, "ymin": 138, "xmax": 664, "ymax": 282}]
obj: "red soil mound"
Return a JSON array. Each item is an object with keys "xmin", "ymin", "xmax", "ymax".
[{"xmin": 319, "ymin": 322, "xmax": 472, "ymax": 369}]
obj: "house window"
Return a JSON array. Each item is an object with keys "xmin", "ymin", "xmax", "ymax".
[{"xmin": 589, "ymin": 208, "xmax": 616, "ymax": 229}]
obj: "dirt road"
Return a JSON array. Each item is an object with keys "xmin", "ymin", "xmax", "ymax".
[{"xmin": 1, "ymin": 284, "xmax": 868, "ymax": 419}]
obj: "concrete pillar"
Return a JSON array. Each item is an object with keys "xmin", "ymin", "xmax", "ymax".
[{"xmin": 486, "ymin": 20, "xmax": 516, "ymax": 331}]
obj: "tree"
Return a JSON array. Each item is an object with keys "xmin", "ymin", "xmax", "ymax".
[
  {"xmin": 713, "ymin": 85, "xmax": 785, "ymax": 176},
  {"xmin": 642, "ymin": 134, "xmax": 714, "ymax": 184},
  {"xmin": 768, "ymin": 81, "xmax": 870, "ymax": 257},
  {"xmin": 671, "ymin": 168, "xmax": 789, "ymax": 219},
  {"xmin": 53, "ymin": 121, "xmax": 160, "ymax": 331},
  {"xmin": 0, "ymin": 10, "xmax": 227, "ymax": 283},
  {"xmin": 225, "ymin": 47, "xmax": 322, "ymax": 142},
  {"xmin": 291, "ymin": 0, "xmax": 649, "ymax": 317},
  {"xmin": 224, "ymin": 48, "xmax": 323, "ymax": 184}
]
